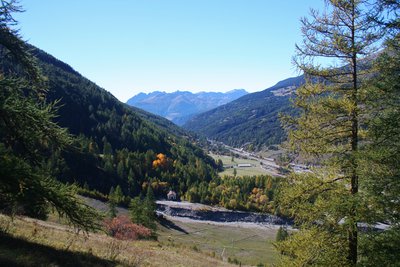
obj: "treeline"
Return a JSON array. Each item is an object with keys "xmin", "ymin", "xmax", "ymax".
[
  {"xmin": 183, "ymin": 77, "xmax": 305, "ymax": 150},
  {"xmin": 81, "ymin": 171, "xmax": 281, "ymax": 214},
  {"xmin": 104, "ymin": 186, "xmax": 156, "ymax": 240},
  {"xmin": 20, "ymin": 30, "xmax": 284, "ymax": 215},
  {"xmin": 183, "ymin": 175, "xmax": 281, "ymax": 213},
  {"xmin": 0, "ymin": 0, "xmax": 220, "ymax": 225},
  {"xmin": 23, "ymin": 45, "xmax": 220, "ymax": 199}
]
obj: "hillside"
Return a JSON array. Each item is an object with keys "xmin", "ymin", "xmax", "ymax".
[
  {"xmin": 127, "ymin": 89, "xmax": 248, "ymax": 125},
  {"xmin": 0, "ymin": 214, "xmax": 234, "ymax": 267},
  {"xmin": 15, "ymin": 46, "xmax": 220, "ymax": 197},
  {"xmin": 183, "ymin": 76, "xmax": 304, "ymax": 149}
]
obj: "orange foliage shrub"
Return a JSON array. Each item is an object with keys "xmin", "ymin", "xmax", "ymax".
[
  {"xmin": 152, "ymin": 153, "xmax": 170, "ymax": 169},
  {"xmin": 248, "ymin": 187, "xmax": 269, "ymax": 209},
  {"xmin": 104, "ymin": 215, "xmax": 151, "ymax": 240}
]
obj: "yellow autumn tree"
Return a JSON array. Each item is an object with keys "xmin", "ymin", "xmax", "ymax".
[{"xmin": 152, "ymin": 153, "xmax": 169, "ymax": 170}]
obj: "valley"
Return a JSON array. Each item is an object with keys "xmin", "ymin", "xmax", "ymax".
[
  {"xmin": 127, "ymin": 90, "xmax": 248, "ymax": 126},
  {"xmin": 210, "ymin": 141, "xmax": 309, "ymax": 178},
  {"xmin": 211, "ymin": 152, "xmax": 271, "ymax": 177},
  {"xmin": 1, "ymin": 0, "xmax": 399, "ymax": 266},
  {"xmin": 84, "ymin": 197, "xmax": 287, "ymax": 266},
  {"xmin": 183, "ymin": 76, "xmax": 305, "ymax": 149}
]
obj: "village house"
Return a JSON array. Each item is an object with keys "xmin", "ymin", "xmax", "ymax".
[{"xmin": 167, "ymin": 190, "xmax": 177, "ymax": 200}]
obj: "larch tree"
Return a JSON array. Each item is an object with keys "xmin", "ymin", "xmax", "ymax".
[
  {"xmin": 0, "ymin": 0, "xmax": 100, "ymax": 231},
  {"xmin": 276, "ymin": 0, "xmax": 381, "ymax": 266}
]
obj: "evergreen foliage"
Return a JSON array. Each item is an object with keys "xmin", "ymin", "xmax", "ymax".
[
  {"xmin": 0, "ymin": 0, "xmax": 100, "ymax": 231},
  {"xmin": 129, "ymin": 186, "xmax": 157, "ymax": 231},
  {"xmin": 358, "ymin": 2, "xmax": 400, "ymax": 265},
  {"xmin": 275, "ymin": 226, "xmax": 289, "ymax": 242},
  {"xmin": 277, "ymin": 0, "xmax": 383, "ymax": 265},
  {"xmin": 107, "ymin": 187, "xmax": 117, "ymax": 218},
  {"xmin": 1, "ymin": 1, "xmax": 281, "ymax": 212},
  {"xmin": 17, "ymin": 44, "xmax": 220, "ymax": 200},
  {"xmin": 183, "ymin": 76, "xmax": 305, "ymax": 149}
]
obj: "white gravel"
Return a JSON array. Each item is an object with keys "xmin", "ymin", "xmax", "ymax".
[{"xmin": 157, "ymin": 211, "xmax": 290, "ymax": 230}]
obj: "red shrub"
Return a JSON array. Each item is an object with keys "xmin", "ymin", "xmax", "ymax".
[{"xmin": 104, "ymin": 215, "xmax": 152, "ymax": 240}]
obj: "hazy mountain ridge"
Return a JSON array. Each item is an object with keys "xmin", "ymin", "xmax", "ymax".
[
  {"xmin": 183, "ymin": 76, "xmax": 305, "ymax": 149},
  {"xmin": 126, "ymin": 89, "xmax": 248, "ymax": 125}
]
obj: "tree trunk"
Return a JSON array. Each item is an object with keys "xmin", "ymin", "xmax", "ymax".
[{"xmin": 348, "ymin": 2, "xmax": 358, "ymax": 263}]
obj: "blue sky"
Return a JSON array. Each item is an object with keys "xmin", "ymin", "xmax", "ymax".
[{"xmin": 16, "ymin": 0, "xmax": 323, "ymax": 102}]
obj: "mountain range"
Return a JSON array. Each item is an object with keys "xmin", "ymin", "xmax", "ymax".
[
  {"xmin": 182, "ymin": 57, "xmax": 374, "ymax": 150},
  {"xmin": 126, "ymin": 89, "xmax": 248, "ymax": 125},
  {"xmin": 183, "ymin": 76, "xmax": 305, "ymax": 150},
  {"xmin": 9, "ymin": 45, "xmax": 219, "ymax": 197}
]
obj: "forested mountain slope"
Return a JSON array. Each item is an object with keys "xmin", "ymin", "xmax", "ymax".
[
  {"xmin": 183, "ymin": 76, "xmax": 304, "ymax": 149},
  {"xmin": 21, "ymin": 46, "xmax": 219, "ymax": 197}
]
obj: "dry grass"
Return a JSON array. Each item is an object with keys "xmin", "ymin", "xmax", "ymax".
[
  {"xmin": 0, "ymin": 214, "xmax": 235, "ymax": 267},
  {"xmin": 158, "ymin": 218, "xmax": 278, "ymax": 266}
]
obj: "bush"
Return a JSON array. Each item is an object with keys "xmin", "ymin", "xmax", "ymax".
[
  {"xmin": 77, "ymin": 187, "xmax": 108, "ymax": 202},
  {"xmin": 228, "ymin": 257, "xmax": 241, "ymax": 265},
  {"xmin": 104, "ymin": 215, "xmax": 151, "ymax": 240},
  {"xmin": 276, "ymin": 226, "xmax": 289, "ymax": 242}
]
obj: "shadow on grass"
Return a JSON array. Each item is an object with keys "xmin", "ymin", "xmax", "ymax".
[
  {"xmin": 0, "ymin": 232, "xmax": 118, "ymax": 267},
  {"xmin": 158, "ymin": 216, "xmax": 189, "ymax": 234}
]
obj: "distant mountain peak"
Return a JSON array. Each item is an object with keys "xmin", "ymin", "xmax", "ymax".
[
  {"xmin": 126, "ymin": 89, "xmax": 248, "ymax": 125},
  {"xmin": 227, "ymin": 88, "xmax": 247, "ymax": 93},
  {"xmin": 182, "ymin": 75, "xmax": 305, "ymax": 149}
]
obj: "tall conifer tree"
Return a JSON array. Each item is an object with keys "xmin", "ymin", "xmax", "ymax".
[
  {"xmin": 0, "ymin": 0, "xmax": 100, "ymax": 231},
  {"xmin": 357, "ymin": 1, "xmax": 400, "ymax": 265},
  {"xmin": 277, "ymin": 0, "xmax": 380, "ymax": 265}
]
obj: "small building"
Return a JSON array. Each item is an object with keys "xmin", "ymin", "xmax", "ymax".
[
  {"xmin": 167, "ymin": 190, "xmax": 177, "ymax": 200},
  {"xmin": 223, "ymin": 164, "xmax": 235, "ymax": 169},
  {"xmin": 237, "ymin": 163, "xmax": 252, "ymax": 168}
]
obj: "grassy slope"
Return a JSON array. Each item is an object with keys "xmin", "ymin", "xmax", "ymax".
[
  {"xmin": 158, "ymin": 218, "xmax": 278, "ymax": 266},
  {"xmin": 0, "ymin": 214, "xmax": 234, "ymax": 267},
  {"xmin": 83, "ymin": 196, "xmax": 279, "ymax": 266},
  {"xmin": 210, "ymin": 153, "xmax": 268, "ymax": 177}
]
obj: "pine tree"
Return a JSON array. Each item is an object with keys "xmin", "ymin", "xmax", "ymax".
[
  {"xmin": 277, "ymin": 0, "xmax": 380, "ymax": 265},
  {"xmin": 107, "ymin": 187, "xmax": 117, "ymax": 218},
  {"xmin": 117, "ymin": 160, "xmax": 125, "ymax": 178},
  {"xmin": 129, "ymin": 187, "xmax": 157, "ymax": 232},
  {"xmin": 143, "ymin": 186, "xmax": 157, "ymax": 231},
  {"xmin": 111, "ymin": 185, "xmax": 124, "ymax": 204},
  {"xmin": 129, "ymin": 196, "xmax": 143, "ymax": 224},
  {"xmin": 275, "ymin": 226, "xmax": 289, "ymax": 242},
  {"xmin": 358, "ymin": 2, "xmax": 400, "ymax": 265}
]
